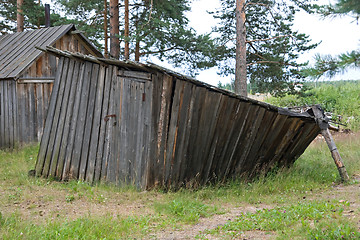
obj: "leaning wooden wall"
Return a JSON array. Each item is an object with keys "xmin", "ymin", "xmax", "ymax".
[
  {"xmin": 36, "ymin": 52, "xmax": 321, "ymax": 189},
  {"xmin": 35, "ymin": 56, "xmax": 153, "ymax": 188},
  {"xmin": 147, "ymin": 73, "xmax": 320, "ymax": 189},
  {"xmin": 0, "ymin": 80, "xmax": 18, "ymax": 149}
]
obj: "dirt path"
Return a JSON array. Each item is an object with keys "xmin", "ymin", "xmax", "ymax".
[{"xmin": 155, "ymin": 178, "xmax": 360, "ymax": 240}]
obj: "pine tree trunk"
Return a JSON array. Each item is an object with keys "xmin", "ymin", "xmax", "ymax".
[
  {"xmin": 109, "ymin": 0, "xmax": 120, "ymax": 59},
  {"xmin": 17, "ymin": 0, "xmax": 24, "ymax": 32},
  {"xmin": 235, "ymin": 0, "xmax": 247, "ymax": 96},
  {"xmin": 124, "ymin": 0, "xmax": 130, "ymax": 60},
  {"xmin": 135, "ymin": 40, "xmax": 140, "ymax": 61},
  {"xmin": 104, "ymin": 0, "xmax": 108, "ymax": 58}
]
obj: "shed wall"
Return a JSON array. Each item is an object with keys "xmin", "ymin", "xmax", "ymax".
[
  {"xmin": 36, "ymin": 54, "xmax": 321, "ymax": 189},
  {"xmin": 36, "ymin": 57, "xmax": 153, "ymax": 188},
  {"xmin": 0, "ymin": 80, "xmax": 18, "ymax": 148}
]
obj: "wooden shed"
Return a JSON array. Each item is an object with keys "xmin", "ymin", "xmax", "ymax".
[
  {"xmin": 35, "ymin": 47, "xmax": 321, "ymax": 189},
  {"xmin": 0, "ymin": 24, "xmax": 102, "ymax": 149}
]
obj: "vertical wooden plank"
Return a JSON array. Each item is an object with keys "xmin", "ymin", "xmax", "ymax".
[
  {"xmin": 103, "ymin": 68, "xmax": 116, "ymax": 182},
  {"xmin": 79, "ymin": 63, "xmax": 100, "ymax": 181},
  {"xmin": 170, "ymin": 82, "xmax": 194, "ymax": 187},
  {"xmin": 114, "ymin": 77, "xmax": 129, "ymax": 185},
  {"xmin": 94, "ymin": 65, "xmax": 113, "ymax": 182},
  {"xmin": 36, "ymin": 57, "xmax": 65, "ymax": 176},
  {"xmin": 147, "ymin": 73, "xmax": 163, "ymax": 188},
  {"xmin": 116, "ymin": 76, "xmax": 128, "ymax": 185},
  {"xmin": 163, "ymin": 80, "xmax": 184, "ymax": 187},
  {"xmin": 233, "ymin": 106, "xmax": 266, "ymax": 177},
  {"xmin": 206, "ymin": 98, "xmax": 243, "ymax": 182},
  {"xmin": 48, "ymin": 59, "xmax": 76, "ymax": 178},
  {"xmin": 184, "ymin": 87, "xmax": 207, "ymax": 185},
  {"xmin": 28, "ymin": 83, "xmax": 37, "ymax": 142},
  {"xmin": 12, "ymin": 81, "xmax": 18, "ymax": 147},
  {"xmin": 35, "ymin": 83, "xmax": 44, "ymax": 142},
  {"xmin": 62, "ymin": 61, "xmax": 86, "ymax": 180},
  {"xmin": 86, "ymin": 64, "xmax": 107, "ymax": 183},
  {"xmin": 143, "ymin": 79, "xmax": 153, "ymax": 189},
  {"xmin": 113, "ymin": 76, "xmax": 123, "ymax": 185},
  {"xmin": 154, "ymin": 75, "xmax": 174, "ymax": 186},
  {"xmin": 56, "ymin": 60, "xmax": 82, "ymax": 179},
  {"xmin": 135, "ymin": 82, "xmax": 146, "ymax": 188},
  {"xmin": 0, "ymin": 81, "xmax": 4, "ymax": 148},
  {"xmin": 41, "ymin": 58, "xmax": 70, "ymax": 177},
  {"xmin": 70, "ymin": 61, "xmax": 93, "ymax": 179}
]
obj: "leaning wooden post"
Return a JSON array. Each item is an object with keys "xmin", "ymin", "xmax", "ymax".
[{"xmin": 312, "ymin": 105, "xmax": 349, "ymax": 182}]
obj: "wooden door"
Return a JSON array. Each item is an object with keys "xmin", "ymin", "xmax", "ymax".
[{"xmin": 108, "ymin": 73, "xmax": 152, "ymax": 188}]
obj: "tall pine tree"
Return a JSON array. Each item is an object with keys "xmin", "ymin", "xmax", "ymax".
[
  {"xmin": 56, "ymin": 0, "xmax": 219, "ymax": 74},
  {"xmin": 212, "ymin": 0, "xmax": 318, "ymax": 96}
]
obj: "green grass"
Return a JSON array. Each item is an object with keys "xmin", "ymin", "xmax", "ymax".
[
  {"xmin": 1, "ymin": 133, "xmax": 359, "ymax": 239},
  {"xmin": 198, "ymin": 201, "xmax": 359, "ymax": 239},
  {"xmin": 0, "ymin": 213, "xmax": 157, "ymax": 240}
]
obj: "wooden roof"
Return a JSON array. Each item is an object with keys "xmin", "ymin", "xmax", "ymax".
[{"xmin": 0, "ymin": 24, "xmax": 102, "ymax": 80}]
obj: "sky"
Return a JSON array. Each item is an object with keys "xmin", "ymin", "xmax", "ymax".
[
  {"xmin": 186, "ymin": 0, "xmax": 360, "ymax": 86},
  {"xmin": 41, "ymin": 0, "xmax": 360, "ymax": 86}
]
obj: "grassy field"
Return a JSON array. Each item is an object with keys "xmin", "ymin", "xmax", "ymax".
[{"xmin": 1, "ymin": 132, "xmax": 360, "ymax": 239}]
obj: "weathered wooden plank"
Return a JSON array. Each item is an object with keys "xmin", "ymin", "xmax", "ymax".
[
  {"xmin": 239, "ymin": 110, "xmax": 279, "ymax": 178},
  {"xmin": 70, "ymin": 62, "xmax": 94, "ymax": 179},
  {"xmin": 28, "ymin": 83, "xmax": 37, "ymax": 142},
  {"xmin": 184, "ymin": 86, "xmax": 206, "ymax": 185},
  {"xmin": 35, "ymin": 57, "xmax": 65, "ymax": 176},
  {"xmin": 0, "ymin": 82, "xmax": 3, "ymax": 147},
  {"xmin": 12, "ymin": 81, "xmax": 18, "ymax": 146},
  {"xmin": 35, "ymin": 83, "xmax": 44, "ymax": 142},
  {"xmin": 62, "ymin": 61, "xmax": 86, "ymax": 180},
  {"xmin": 195, "ymin": 90, "xmax": 223, "ymax": 185},
  {"xmin": 2, "ymin": 81, "xmax": 9, "ymax": 148},
  {"xmin": 229, "ymin": 105, "xmax": 261, "ymax": 177},
  {"xmin": 56, "ymin": 60, "xmax": 82, "ymax": 179},
  {"xmin": 234, "ymin": 106, "xmax": 266, "ymax": 177},
  {"xmin": 79, "ymin": 63, "xmax": 100, "ymax": 181},
  {"xmin": 154, "ymin": 75, "xmax": 174, "ymax": 186},
  {"xmin": 163, "ymin": 80, "xmax": 184, "ymax": 187},
  {"xmin": 0, "ymin": 81, "xmax": 5, "ymax": 147},
  {"xmin": 95, "ymin": 65, "xmax": 113, "ymax": 182},
  {"xmin": 204, "ymin": 96, "xmax": 238, "ymax": 182},
  {"xmin": 48, "ymin": 59, "xmax": 76, "ymax": 178},
  {"xmin": 142, "ymin": 80, "xmax": 152, "ymax": 189},
  {"xmin": 42, "ymin": 58, "xmax": 70, "ymax": 177},
  {"xmin": 169, "ymin": 81, "xmax": 194, "ymax": 187},
  {"xmin": 134, "ymin": 82, "xmax": 146, "ymax": 187},
  {"xmin": 113, "ymin": 76, "xmax": 124, "ymax": 185},
  {"xmin": 86, "ymin": 64, "xmax": 107, "ymax": 183},
  {"xmin": 102, "ymin": 67, "xmax": 116, "ymax": 182},
  {"xmin": 69, "ymin": 61, "xmax": 93, "ymax": 179},
  {"xmin": 248, "ymin": 114, "xmax": 289, "ymax": 175},
  {"xmin": 118, "ymin": 70, "xmax": 152, "ymax": 80},
  {"xmin": 215, "ymin": 100, "xmax": 248, "ymax": 181},
  {"xmin": 146, "ymin": 73, "xmax": 163, "ymax": 188}
]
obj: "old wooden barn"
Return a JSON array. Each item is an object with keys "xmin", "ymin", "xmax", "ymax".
[
  {"xmin": 0, "ymin": 24, "xmax": 102, "ymax": 149},
  {"xmin": 35, "ymin": 47, "xmax": 321, "ymax": 189}
]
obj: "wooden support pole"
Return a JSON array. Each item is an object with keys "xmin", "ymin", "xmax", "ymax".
[{"xmin": 312, "ymin": 105, "xmax": 349, "ymax": 182}]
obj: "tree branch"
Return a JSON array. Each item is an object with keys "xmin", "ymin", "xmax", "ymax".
[
  {"xmin": 247, "ymin": 60, "xmax": 297, "ymax": 66},
  {"xmin": 246, "ymin": 35, "xmax": 292, "ymax": 43}
]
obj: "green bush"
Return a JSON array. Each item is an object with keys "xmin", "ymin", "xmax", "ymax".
[{"xmin": 266, "ymin": 81, "xmax": 360, "ymax": 130}]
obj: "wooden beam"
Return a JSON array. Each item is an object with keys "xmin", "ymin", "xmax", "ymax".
[{"xmin": 312, "ymin": 105, "xmax": 349, "ymax": 182}]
